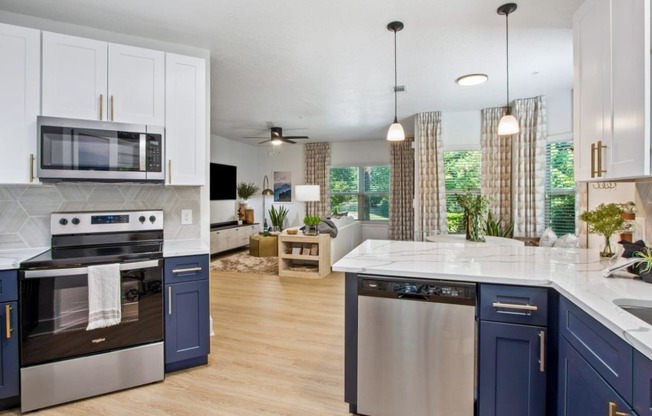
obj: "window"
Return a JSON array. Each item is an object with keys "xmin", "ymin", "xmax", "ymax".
[
  {"xmin": 443, "ymin": 150, "xmax": 481, "ymax": 233},
  {"xmin": 330, "ymin": 165, "xmax": 390, "ymax": 220},
  {"xmin": 545, "ymin": 140, "xmax": 575, "ymax": 235}
]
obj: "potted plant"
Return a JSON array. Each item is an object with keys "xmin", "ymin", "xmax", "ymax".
[
  {"xmin": 303, "ymin": 215, "xmax": 321, "ymax": 236},
  {"xmin": 236, "ymin": 182, "xmax": 259, "ymax": 204},
  {"xmin": 579, "ymin": 203, "xmax": 625, "ymax": 258},
  {"xmin": 484, "ymin": 210, "xmax": 514, "ymax": 238},
  {"xmin": 268, "ymin": 205, "xmax": 289, "ymax": 232},
  {"xmin": 633, "ymin": 247, "xmax": 652, "ymax": 283},
  {"xmin": 455, "ymin": 191, "xmax": 490, "ymax": 242},
  {"xmin": 620, "ymin": 202, "xmax": 636, "ymax": 242}
]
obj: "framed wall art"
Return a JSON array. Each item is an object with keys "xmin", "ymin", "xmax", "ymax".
[{"xmin": 273, "ymin": 171, "xmax": 292, "ymax": 202}]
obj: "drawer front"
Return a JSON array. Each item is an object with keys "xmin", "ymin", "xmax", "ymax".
[
  {"xmin": 480, "ymin": 284, "xmax": 548, "ymax": 326},
  {"xmin": 164, "ymin": 255, "xmax": 209, "ymax": 284},
  {"xmin": 634, "ymin": 350, "xmax": 652, "ymax": 416},
  {"xmin": 559, "ymin": 296, "xmax": 632, "ymax": 403},
  {"xmin": 0, "ymin": 271, "xmax": 18, "ymax": 303}
]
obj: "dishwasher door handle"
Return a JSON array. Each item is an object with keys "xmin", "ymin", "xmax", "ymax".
[{"xmin": 397, "ymin": 293, "xmax": 429, "ymax": 301}]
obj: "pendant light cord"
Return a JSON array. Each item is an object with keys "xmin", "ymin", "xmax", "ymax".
[
  {"xmin": 393, "ymin": 28, "xmax": 398, "ymax": 123},
  {"xmin": 505, "ymin": 11, "xmax": 510, "ymax": 113}
]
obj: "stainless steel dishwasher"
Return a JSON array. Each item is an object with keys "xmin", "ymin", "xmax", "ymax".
[{"xmin": 356, "ymin": 275, "xmax": 477, "ymax": 416}]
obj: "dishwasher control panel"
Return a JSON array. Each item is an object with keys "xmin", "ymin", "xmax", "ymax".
[{"xmin": 358, "ymin": 275, "xmax": 476, "ymax": 305}]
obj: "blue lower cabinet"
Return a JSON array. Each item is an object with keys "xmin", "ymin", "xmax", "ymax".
[
  {"xmin": 0, "ymin": 300, "xmax": 18, "ymax": 401},
  {"xmin": 558, "ymin": 336, "xmax": 633, "ymax": 416},
  {"xmin": 164, "ymin": 255, "xmax": 210, "ymax": 373},
  {"xmin": 634, "ymin": 350, "xmax": 652, "ymax": 416},
  {"xmin": 478, "ymin": 321, "xmax": 547, "ymax": 416}
]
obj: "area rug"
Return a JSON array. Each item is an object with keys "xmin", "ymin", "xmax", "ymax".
[{"xmin": 211, "ymin": 250, "xmax": 278, "ymax": 275}]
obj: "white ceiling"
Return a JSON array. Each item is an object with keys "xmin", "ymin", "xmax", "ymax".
[{"xmin": 0, "ymin": 0, "xmax": 583, "ymax": 144}]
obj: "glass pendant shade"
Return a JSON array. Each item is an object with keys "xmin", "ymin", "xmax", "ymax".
[
  {"xmin": 387, "ymin": 121, "xmax": 405, "ymax": 141},
  {"xmin": 498, "ymin": 114, "xmax": 520, "ymax": 135}
]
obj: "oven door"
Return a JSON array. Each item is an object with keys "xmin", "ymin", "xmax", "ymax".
[{"xmin": 20, "ymin": 259, "xmax": 163, "ymax": 367}]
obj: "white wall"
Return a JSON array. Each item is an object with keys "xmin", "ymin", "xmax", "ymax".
[
  {"xmin": 263, "ymin": 145, "xmax": 306, "ymax": 228},
  {"xmin": 331, "ymin": 140, "xmax": 389, "ymax": 167},
  {"xmin": 441, "ymin": 111, "xmax": 481, "ymax": 148}
]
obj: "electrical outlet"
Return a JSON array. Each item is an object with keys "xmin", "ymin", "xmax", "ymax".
[{"xmin": 181, "ymin": 209, "xmax": 193, "ymax": 225}]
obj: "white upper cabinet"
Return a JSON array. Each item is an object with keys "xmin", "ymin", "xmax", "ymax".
[
  {"xmin": 165, "ymin": 53, "xmax": 207, "ymax": 186},
  {"xmin": 0, "ymin": 23, "xmax": 40, "ymax": 184},
  {"xmin": 108, "ymin": 44, "xmax": 164, "ymax": 125},
  {"xmin": 42, "ymin": 32, "xmax": 164, "ymax": 125},
  {"xmin": 573, "ymin": 0, "xmax": 649, "ymax": 181}
]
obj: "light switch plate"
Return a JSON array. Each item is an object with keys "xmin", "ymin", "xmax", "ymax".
[{"xmin": 181, "ymin": 209, "xmax": 193, "ymax": 225}]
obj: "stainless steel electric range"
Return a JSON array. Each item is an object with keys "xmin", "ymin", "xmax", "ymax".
[{"xmin": 19, "ymin": 210, "xmax": 165, "ymax": 412}]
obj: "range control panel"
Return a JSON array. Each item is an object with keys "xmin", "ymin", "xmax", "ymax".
[{"xmin": 51, "ymin": 210, "xmax": 164, "ymax": 235}]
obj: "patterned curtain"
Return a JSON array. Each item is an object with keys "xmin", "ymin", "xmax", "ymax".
[
  {"xmin": 414, "ymin": 112, "xmax": 447, "ymax": 241},
  {"xmin": 481, "ymin": 107, "xmax": 512, "ymax": 225},
  {"xmin": 304, "ymin": 142, "xmax": 331, "ymax": 218},
  {"xmin": 577, "ymin": 182, "xmax": 588, "ymax": 248},
  {"xmin": 388, "ymin": 137, "xmax": 414, "ymax": 240},
  {"xmin": 512, "ymin": 96, "xmax": 547, "ymax": 237}
]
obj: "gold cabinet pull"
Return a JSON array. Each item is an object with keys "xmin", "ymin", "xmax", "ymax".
[
  {"xmin": 597, "ymin": 140, "xmax": 607, "ymax": 177},
  {"xmin": 99, "ymin": 94, "xmax": 103, "ymax": 120},
  {"xmin": 608, "ymin": 401, "xmax": 629, "ymax": 416},
  {"xmin": 5, "ymin": 304, "xmax": 12, "ymax": 339},
  {"xmin": 29, "ymin": 153, "xmax": 35, "ymax": 183},
  {"xmin": 590, "ymin": 142, "xmax": 596, "ymax": 178},
  {"xmin": 110, "ymin": 95, "xmax": 115, "ymax": 121},
  {"xmin": 492, "ymin": 302, "xmax": 539, "ymax": 311},
  {"xmin": 538, "ymin": 330, "xmax": 545, "ymax": 372},
  {"xmin": 168, "ymin": 160, "xmax": 172, "ymax": 184}
]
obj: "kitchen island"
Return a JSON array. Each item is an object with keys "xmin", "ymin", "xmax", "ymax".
[{"xmin": 333, "ymin": 239, "xmax": 652, "ymax": 416}]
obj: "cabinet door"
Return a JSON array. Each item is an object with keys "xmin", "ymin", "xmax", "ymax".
[
  {"xmin": 42, "ymin": 32, "xmax": 107, "ymax": 120},
  {"xmin": 108, "ymin": 43, "xmax": 164, "ymax": 125},
  {"xmin": 558, "ymin": 336, "xmax": 633, "ymax": 416},
  {"xmin": 0, "ymin": 23, "xmax": 40, "ymax": 184},
  {"xmin": 164, "ymin": 280, "xmax": 209, "ymax": 366},
  {"xmin": 478, "ymin": 321, "xmax": 546, "ymax": 416},
  {"xmin": 608, "ymin": 0, "xmax": 648, "ymax": 179},
  {"xmin": 634, "ymin": 350, "xmax": 652, "ymax": 416},
  {"xmin": 0, "ymin": 301, "xmax": 19, "ymax": 400},
  {"xmin": 572, "ymin": 0, "xmax": 611, "ymax": 181},
  {"xmin": 165, "ymin": 53, "xmax": 207, "ymax": 185}
]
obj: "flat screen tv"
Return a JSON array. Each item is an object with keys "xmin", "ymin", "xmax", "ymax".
[{"xmin": 210, "ymin": 163, "xmax": 237, "ymax": 200}]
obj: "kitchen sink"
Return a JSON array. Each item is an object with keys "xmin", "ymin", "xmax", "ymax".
[{"xmin": 613, "ymin": 299, "xmax": 652, "ymax": 326}]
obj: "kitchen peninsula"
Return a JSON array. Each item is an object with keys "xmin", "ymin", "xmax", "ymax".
[{"xmin": 334, "ymin": 240, "xmax": 652, "ymax": 416}]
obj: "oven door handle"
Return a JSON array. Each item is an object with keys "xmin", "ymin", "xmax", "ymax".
[{"xmin": 23, "ymin": 259, "xmax": 161, "ymax": 278}]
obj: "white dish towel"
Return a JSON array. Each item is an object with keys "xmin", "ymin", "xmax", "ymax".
[{"xmin": 86, "ymin": 263, "xmax": 122, "ymax": 331}]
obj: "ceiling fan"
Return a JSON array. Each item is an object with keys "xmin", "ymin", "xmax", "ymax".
[{"xmin": 244, "ymin": 127, "xmax": 309, "ymax": 145}]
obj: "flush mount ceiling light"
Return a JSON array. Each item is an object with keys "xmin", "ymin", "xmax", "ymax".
[
  {"xmin": 497, "ymin": 3, "xmax": 520, "ymax": 136},
  {"xmin": 456, "ymin": 73, "xmax": 489, "ymax": 86},
  {"xmin": 386, "ymin": 21, "xmax": 405, "ymax": 142}
]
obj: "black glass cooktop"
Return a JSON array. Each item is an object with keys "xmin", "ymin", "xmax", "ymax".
[{"xmin": 21, "ymin": 242, "xmax": 163, "ymax": 269}]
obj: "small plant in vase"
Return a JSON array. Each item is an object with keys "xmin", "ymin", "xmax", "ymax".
[
  {"xmin": 268, "ymin": 205, "xmax": 289, "ymax": 233},
  {"xmin": 303, "ymin": 215, "xmax": 321, "ymax": 236},
  {"xmin": 633, "ymin": 247, "xmax": 652, "ymax": 283},
  {"xmin": 579, "ymin": 203, "xmax": 625, "ymax": 258},
  {"xmin": 236, "ymin": 182, "xmax": 259, "ymax": 221},
  {"xmin": 454, "ymin": 191, "xmax": 490, "ymax": 242}
]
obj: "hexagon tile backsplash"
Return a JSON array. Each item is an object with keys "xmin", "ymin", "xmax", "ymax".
[{"xmin": 0, "ymin": 184, "xmax": 201, "ymax": 250}]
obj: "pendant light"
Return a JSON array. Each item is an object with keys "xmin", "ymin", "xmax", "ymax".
[
  {"xmin": 497, "ymin": 3, "xmax": 520, "ymax": 136},
  {"xmin": 387, "ymin": 21, "xmax": 405, "ymax": 141}
]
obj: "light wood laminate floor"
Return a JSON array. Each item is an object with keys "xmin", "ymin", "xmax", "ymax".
[{"xmin": 1, "ymin": 270, "xmax": 349, "ymax": 415}]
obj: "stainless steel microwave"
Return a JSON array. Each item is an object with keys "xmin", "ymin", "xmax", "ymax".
[{"xmin": 37, "ymin": 116, "xmax": 165, "ymax": 182}]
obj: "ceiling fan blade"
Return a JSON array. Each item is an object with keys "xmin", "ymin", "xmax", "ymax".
[
  {"xmin": 283, "ymin": 136, "xmax": 309, "ymax": 139},
  {"xmin": 258, "ymin": 139, "xmax": 271, "ymax": 144},
  {"xmin": 282, "ymin": 138, "xmax": 297, "ymax": 144},
  {"xmin": 244, "ymin": 136, "xmax": 266, "ymax": 139}
]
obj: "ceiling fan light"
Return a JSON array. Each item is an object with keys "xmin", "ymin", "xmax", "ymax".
[
  {"xmin": 497, "ymin": 114, "xmax": 520, "ymax": 135},
  {"xmin": 456, "ymin": 73, "xmax": 488, "ymax": 86},
  {"xmin": 271, "ymin": 139, "xmax": 282, "ymax": 146},
  {"xmin": 387, "ymin": 121, "xmax": 405, "ymax": 141}
]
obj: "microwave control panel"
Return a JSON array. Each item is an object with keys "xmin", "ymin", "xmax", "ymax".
[{"xmin": 146, "ymin": 135, "xmax": 163, "ymax": 172}]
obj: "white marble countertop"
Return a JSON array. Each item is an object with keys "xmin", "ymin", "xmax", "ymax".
[
  {"xmin": 0, "ymin": 248, "xmax": 48, "ymax": 270},
  {"xmin": 163, "ymin": 239, "xmax": 209, "ymax": 258},
  {"xmin": 332, "ymin": 239, "xmax": 652, "ymax": 361}
]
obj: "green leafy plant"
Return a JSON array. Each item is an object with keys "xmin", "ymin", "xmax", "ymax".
[
  {"xmin": 268, "ymin": 205, "xmax": 289, "ymax": 230},
  {"xmin": 633, "ymin": 248, "xmax": 652, "ymax": 274},
  {"xmin": 455, "ymin": 191, "xmax": 490, "ymax": 242},
  {"xmin": 236, "ymin": 182, "xmax": 259, "ymax": 201},
  {"xmin": 579, "ymin": 203, "xmax": 625, "ymax": 257},
  {"xmin": 303, "ymin": 215, "xmax": 321, "ymax": 226},
  {"xmin": 484, "ymin": 210, "xmax": 514, "ymax": 238}
]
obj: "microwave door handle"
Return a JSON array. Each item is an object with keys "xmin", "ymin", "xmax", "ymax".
[
  {"xmin": 139, "ymin": 134, "xmax": 147, "ymax": 171},
  {"xmin": 23, "ymin": 259, "xmax": 161, "ymax": 278}
]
